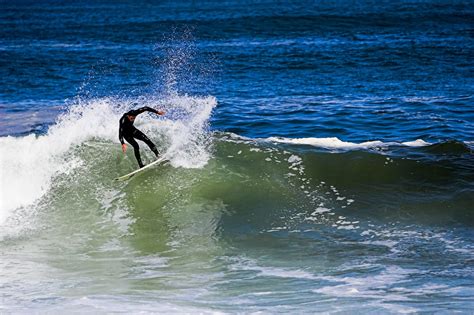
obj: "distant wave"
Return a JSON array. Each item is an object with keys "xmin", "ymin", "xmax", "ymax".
[{"xmin": 265, "ymin": 136, "xmax": 431, "ymax": 149}]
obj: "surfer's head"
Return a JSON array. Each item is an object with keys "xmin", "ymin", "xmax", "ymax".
[{"xmin": 127, "ymin": 115, "xmax": 136, "ymax": 122}]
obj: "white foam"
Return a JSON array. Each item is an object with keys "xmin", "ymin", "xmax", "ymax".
[
  {"xmin": 0, "ymin": 99, "xmax": 120, "ymax": 227},
  {"xmin": 229, "ymin": 257, "xmax": 317, "ymax": 280},
  {"xmin": 269, "ymin": 136, "xmax": 384, "ymax": 149},
  {"xmin": 157, "ymin": 94, "xmax": 216, "ymax": 168},
  {"xmin": 313, "ymin": 207, "xmax": 331, "ymax": 214},
  {"xmin": 266, "ymin": 136, "xmax": 431, "ymax": 150},
  {"xmin": 337, "ymin": 225, "xmax": 356, "ymax": 230},
  {"xmin": 401, "ymin": 139, "xmax": 431, "ymax": 147},
  {"xmin": 0, "ymin": 94, "xmax": 216, "ymax": 229},
  {"xmin": 224, "ymin": 133, "xmax": 431, "ymax": 152},
  {"xmin": 314, "ymin": 265, "xmax": 415, "ymax": 298}
]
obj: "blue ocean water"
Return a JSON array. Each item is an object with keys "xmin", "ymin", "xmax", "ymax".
[
  {"xmin": 1, "ymin": 0, "xmax": 473, "ymax": 313},
  {"xmin": 2, "ymin": 0, "xmax": 473, "ymax": 140}
]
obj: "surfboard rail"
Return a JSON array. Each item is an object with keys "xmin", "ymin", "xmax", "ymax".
[{"xmin": 114, "ymin": 156, "xmax": 168, "ymax": 181}]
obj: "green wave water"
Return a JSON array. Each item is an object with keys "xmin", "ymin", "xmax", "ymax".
[{"xmin": 1, "ymin": 96, "xmax": 473, "ymax": 313}]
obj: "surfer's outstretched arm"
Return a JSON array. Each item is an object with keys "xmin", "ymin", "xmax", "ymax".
[{"xmin": 130, "ymin": 107, "xmax": 165, "ymax": 116}]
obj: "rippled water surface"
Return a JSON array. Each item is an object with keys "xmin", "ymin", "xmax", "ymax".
[{"xmin": 1, "ymin": 0, "xmax": 473, "ymax": 313}]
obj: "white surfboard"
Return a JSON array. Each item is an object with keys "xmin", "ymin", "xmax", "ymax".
[{"xmin": 114, "ymin": 156, "xmax": 168, "ymax": 181}]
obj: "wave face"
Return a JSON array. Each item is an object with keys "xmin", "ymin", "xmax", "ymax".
[{"xmin": 1, "ymin": 96, "xmax": 473, "ymax": 312}]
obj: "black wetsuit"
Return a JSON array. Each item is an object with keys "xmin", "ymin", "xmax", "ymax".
[{"xmin": 119, "ymin": 107, "xmax": 159, "ymax": 168}]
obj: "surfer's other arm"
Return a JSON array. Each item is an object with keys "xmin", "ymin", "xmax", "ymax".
[{"xmin": 119, "ymin": 116, "xmax": 127, "ymax": 151}]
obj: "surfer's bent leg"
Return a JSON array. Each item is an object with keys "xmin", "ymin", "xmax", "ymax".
[
  {"xmin": 124, "ymin": 136, "xmax": 144, "ymax": 168},
  {"xmin": 133, "ymin": 129, "xmax": 159, "ymax": 158}
]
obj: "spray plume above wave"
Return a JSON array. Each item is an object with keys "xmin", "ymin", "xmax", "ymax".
[{"xmin": 0, "ymin": 28, "xmax": 217, "ymax": 228}]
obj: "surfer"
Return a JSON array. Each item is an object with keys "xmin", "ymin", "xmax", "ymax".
[{"xmin": 119, "ymin": 106, "xmax": 165, "ymax": 168}]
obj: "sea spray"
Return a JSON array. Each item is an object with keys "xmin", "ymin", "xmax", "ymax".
[
  {"xmin": 0, "ymin": 94, "xmax": 216, "ymax": 230},
  {"xmin": 156, "ymin": 26, "xmax": 216, "ymax": 97},
  {"xmin": 158, "ymin": 95, "xmax": 217, "ymax": 168}
]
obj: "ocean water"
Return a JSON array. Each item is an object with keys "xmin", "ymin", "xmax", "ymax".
[{"xmin": 1, "ymin": 0, "xmax": 473, "ymax": 313}]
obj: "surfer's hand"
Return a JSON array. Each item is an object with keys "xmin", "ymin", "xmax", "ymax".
[
  {"xmin": 156, "ymin": 110, "xmax": 165, "ymax": 116},
  {"xmin": 122, "ymin": 144, "xmax": 127, "ymax": 153}
]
